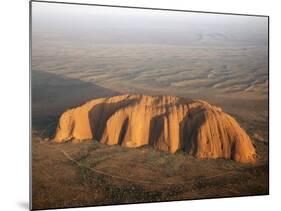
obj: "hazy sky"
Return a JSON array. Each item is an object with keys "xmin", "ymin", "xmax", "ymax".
[{"xmin": 32, "ymin": 1, "xmax": 268, "ymax": 46}]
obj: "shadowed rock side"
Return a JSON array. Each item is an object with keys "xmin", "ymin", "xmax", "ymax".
[{"xmin": 54, "ymin": 94, "xmax": 256, "ymax": 163}]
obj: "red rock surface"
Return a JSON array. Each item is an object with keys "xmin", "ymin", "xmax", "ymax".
[{"xmin": 54, "ymin": 94, "xmax": 256, "ymax": 163}]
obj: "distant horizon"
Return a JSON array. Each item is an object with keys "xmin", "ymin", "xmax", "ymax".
[{"xmin": 32, "ymin": 1, "xmax": 268, "ymax": 47}]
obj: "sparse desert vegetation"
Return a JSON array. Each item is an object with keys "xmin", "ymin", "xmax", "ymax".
[{"xmin": 32, "ymin": 131, "xmax": 268, "ymax": 209}]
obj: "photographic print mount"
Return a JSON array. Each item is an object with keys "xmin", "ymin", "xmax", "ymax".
[{"xmin": 30, "ymin": 0, "xmax": 269, "ymax": 210}]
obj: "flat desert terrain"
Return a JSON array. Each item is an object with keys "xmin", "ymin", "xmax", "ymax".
[{"xmin": 32, "ymin": 134, "xmax": 268, "ymax": 209}]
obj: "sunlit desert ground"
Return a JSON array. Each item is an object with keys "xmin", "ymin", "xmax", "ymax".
[
  {"xmin": 32, "ymin": 134, "xmax": 268, "ymax": 209},
  {"xmin": 33, "ymin": 43, "xmax": 268, "ymax": 99}
]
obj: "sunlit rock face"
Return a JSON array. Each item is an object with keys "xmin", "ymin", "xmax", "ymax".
[{"xmin": 54, "ymin": 94, "xmax": 256, "ymax": 163}]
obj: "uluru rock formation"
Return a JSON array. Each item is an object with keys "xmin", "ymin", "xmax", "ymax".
[{"xmin": 54, "ymin": 94, "xmax": 256, "ymax": 163}]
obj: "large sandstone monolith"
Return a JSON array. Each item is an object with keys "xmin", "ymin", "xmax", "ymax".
[{"xmin": 54, "ymin": 94, "xmax": 256, "ymax": 163}]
